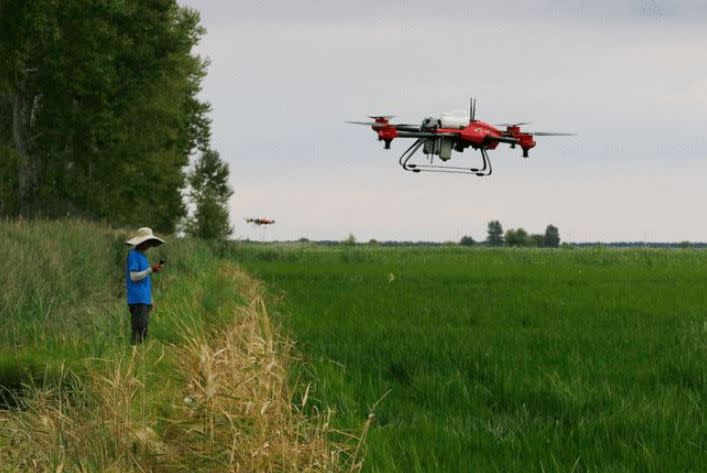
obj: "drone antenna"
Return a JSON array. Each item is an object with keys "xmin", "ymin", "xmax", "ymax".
[{"xmin": 469, "ymin": 97, "xmax": 476, "ymax": 122}]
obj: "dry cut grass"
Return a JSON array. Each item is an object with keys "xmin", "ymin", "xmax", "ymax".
[
  {"xmin": 164, "ymin": 265, "xmax": 370, "ymax": 472},
  {"xmin": 0, "ymin": 264, "xmax": 369, "ymax": 472}
]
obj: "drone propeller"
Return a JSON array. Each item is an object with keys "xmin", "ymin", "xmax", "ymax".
[
  {"xmin": 345, "ymin": 120, "xmax": 423, "ymax": 134},
  {"xmin": 526, "ymin": 131, "xmax": 576, "ymax": 136},
  {"xmin": 496, "ymin": 122, "xmax": 531, "ymax": 127},
  {"xmin": 345, "ymin": 120, "xmax": 418, "ymax": 127}
]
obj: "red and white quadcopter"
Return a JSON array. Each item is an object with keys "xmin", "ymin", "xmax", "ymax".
[
  {"xmin": 245, "ymin": 217, "xmax": 276, "ymax": 226},
  {"xmin": 347, "ymin": 98, "xmax": 574, "ymax": 175}
]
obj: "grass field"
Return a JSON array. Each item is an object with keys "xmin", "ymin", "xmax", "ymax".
[
  {"xmin": 2, "ymin": 224, "xmax": 705, "ymax": 472},
  {"xmin": 0, "ymin": 220, "xmax": 231, "ymax": 394},
  {"xmin": 235, "ymin": 245, "xmax": 707, "ymax": 473},
  {"xmin": 1, "ymin": 222, "xmax": 354, "ymax": 472}
]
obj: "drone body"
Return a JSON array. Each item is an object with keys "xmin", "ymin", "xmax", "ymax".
[
  {"xmin": 245, "ymin": 217, "xmax": 275, "ymax": 226},
  {"xmin": 347, "ymin": 98, "xmax": 573, "ymax": 175}
]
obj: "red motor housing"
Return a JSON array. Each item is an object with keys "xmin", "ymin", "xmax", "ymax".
[{"xmin": 518, "ymin": 134, "xmax": 536, "ymax": 157}]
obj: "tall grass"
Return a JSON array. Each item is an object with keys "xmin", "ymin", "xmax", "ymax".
[
  {"xmin": 0, "ymin": 264, "xmax": 361, "ymax": 472},
  {"xmin": 236, "ymin": 245, "xmax": 707, "ymax": 473},
  {"xmin": 0, "ymin": 220, "xmax": 122, "ymax": 347},
  {"xmin": 0, "ymin": 221, "xmax": 360, "ymax": 471},
  {"xmin": 0, "ymin": 220, "xmax": 221, "ymax": 390}
]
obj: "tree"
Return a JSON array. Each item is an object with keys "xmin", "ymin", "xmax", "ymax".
[
  {"xmin": 185, "ymin": 149, "xmax": 233, "ymax": 240},
  {"xmin": 544, "ymin": 225, "xmax": 561, "ymax": 248},
  {"xmin": 505, "ymin": 228, "xmax": 529, "ymax": 247},
  {"xmin": 530, "ymin": 234, "xmax": 545, "ymax": 247},
  {"xmin": 344, "ymin": 233, "xmax": 356, "ymax": 246},
  {"xmin": 0, "ymin": 1, "xmax": 211, "ymax": 231},
  {"xmin": 459, "ymin": 235, "xmax": 476, "ymax": 246},
  {"xmin": 486, "ymin": 220, "xmax": 504, "ymax": 246}
]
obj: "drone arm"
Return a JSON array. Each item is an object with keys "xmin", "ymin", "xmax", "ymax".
[
  {"xmin": 487, "ymin": 135, "xmax": 518, "ymax": 145},
  {"xmin": 396, "ymin": 131, "xmax": 458, "ymax": 139}
]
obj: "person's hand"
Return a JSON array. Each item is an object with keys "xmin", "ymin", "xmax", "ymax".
[{"xmin": 151, "ymin": 264, "xmax": 162, "ymax": 273}]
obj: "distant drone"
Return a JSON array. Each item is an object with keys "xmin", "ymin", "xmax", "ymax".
[
  {"xmin": 245, "ymin": 217, "xmax": 276, "ymax": 226},
  {"xmin": 347, "ymin": 98, "xmax": 574, "ymax": 175}
]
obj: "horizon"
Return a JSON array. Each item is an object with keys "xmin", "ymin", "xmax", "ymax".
[{"xmin": 232, "ymin": 236, "xmax": 707, "ymax": 246}]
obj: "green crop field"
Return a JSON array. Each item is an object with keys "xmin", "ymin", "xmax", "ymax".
[
  {"xmin": 2, "ymin": 226, "xmax": 706, "ymax": 472},
  {"xmin": 235, "ymin": 246, "xmax": 707, "ymax": 473}
]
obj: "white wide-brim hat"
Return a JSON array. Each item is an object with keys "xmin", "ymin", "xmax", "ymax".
[{"xmin": 126, "ymin": 227, "xmax": 165, "ymax": 247}]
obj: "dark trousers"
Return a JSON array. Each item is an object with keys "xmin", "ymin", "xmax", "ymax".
[{"xmin": 128, "ymin": 303, "xmax": 151, "ymax": 344}]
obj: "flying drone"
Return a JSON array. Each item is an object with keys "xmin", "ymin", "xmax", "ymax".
[
  {"xmin": 347, "ymin": 98, "xmax": 574, "ymax": 175},
  {"xmin": 245, "ymin": 217, "xmax": 276, "ymax": 226}
]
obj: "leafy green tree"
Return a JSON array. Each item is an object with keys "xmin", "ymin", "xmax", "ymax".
[
  {"xmin": 486, "ymin": 220, "xmax": 504, "ymax": 246},
  {"xmin": 344, "ymin": 233, "xmax": 356, "ymax": 246},
  {"xmin": 459, "ymin": 235, "xmax": 476, "ymax": 246},
  {"xmin": 185, "ymin": 149, "xmax": 233, "ymax": 240},
  {"xmin": 505, "ymin": 228, "xmax": 530, "ymax": 247},
  {"xmin": 0, "ymin": 1, "xmax": 211, "ymax": 231},
  {"xmin": 544, "ymin": 225, "xmax": 561, "ymax": 248},
  {"xmin": 530, "ymin": 234, "xmax": 545, "ymax": 247}
]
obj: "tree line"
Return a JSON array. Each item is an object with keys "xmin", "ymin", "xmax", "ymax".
[
  {"xmin": 0, "ymin": 0, "xmax": 232, "ymax": 239},
  {"xmin": 460, "ymin": 221, "xmax": 561, "ymax": 247}
]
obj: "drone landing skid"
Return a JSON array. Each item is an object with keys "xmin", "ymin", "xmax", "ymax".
[{"xmin": 398, "ymin": 139, "xmax": 492, "ymax": 176}]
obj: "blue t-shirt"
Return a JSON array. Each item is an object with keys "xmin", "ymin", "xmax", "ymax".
[{"xmin": 126, "ymin": 248, "xmax": 151, "ymax": 305}]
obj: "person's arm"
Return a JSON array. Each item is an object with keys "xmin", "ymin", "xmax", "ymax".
[
  {"xmin": 130, "ymin": 263, "xmax": 163, "ymax": 281},
  {"xmin": 130, "ymin": 267, "xmax": 152, "ymax": 282}
]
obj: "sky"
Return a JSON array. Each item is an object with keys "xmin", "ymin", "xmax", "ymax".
[{"xmin": 179, "ymin": 0, "xmax": 707, "ymax": 242}]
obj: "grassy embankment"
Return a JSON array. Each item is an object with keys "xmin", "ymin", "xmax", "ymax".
[
  {"xmin": 0, "ymin": 221, "xmax": 359, "ymax": 472},
  {"xmin": 236, "ymin": 245, "xmax": 707, "ymax": 473}
]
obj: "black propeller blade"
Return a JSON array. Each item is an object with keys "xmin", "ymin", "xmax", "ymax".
[
  {"xmin": 345, "ymin": 120, "xmax": 418, "ymax": 127},
  {"xmin": 496, "ymin": 122, "xmax": 531, "ymax": 127},
  {"xmin": 345, "ymin": 120, "xmax": 379, "ymax": 126},
  {"xmin": 527, "ymin": 132, "xmax": 576, "ymax": 136}
]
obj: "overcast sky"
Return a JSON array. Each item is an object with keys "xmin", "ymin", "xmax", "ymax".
[{"xmin": 179, "ymin": 0, "xmax": 707, "ymax": 242}]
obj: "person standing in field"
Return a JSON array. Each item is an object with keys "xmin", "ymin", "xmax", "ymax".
[{"xmin": 125, "ymin": 227, "xmax": 165, "ymax": 344}]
